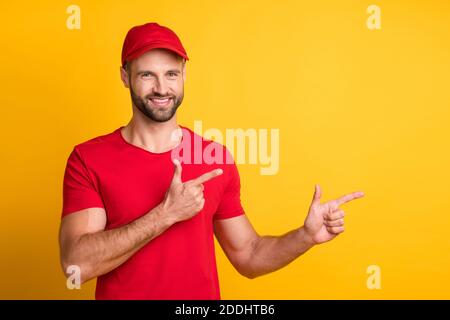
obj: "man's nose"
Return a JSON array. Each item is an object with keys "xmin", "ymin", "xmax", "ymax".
[{"xmin": 154, "ymin": 77, "xmax": 169, "ymax": 96}]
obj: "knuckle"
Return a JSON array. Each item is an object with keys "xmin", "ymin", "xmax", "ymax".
[{"xmin": 197, "ymin": 200, "xmax": 205, "ymax": 210}]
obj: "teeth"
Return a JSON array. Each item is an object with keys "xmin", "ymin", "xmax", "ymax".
[{"xmin": 150, "ymin": 98, "xmax": 171, "ymax": 105}]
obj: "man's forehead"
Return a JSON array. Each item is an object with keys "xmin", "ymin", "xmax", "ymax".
[{"xmin": 131, "ymin": 49, "xmax": 184, "ymax": 70}]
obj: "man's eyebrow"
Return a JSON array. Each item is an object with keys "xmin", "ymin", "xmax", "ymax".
[{"xmin": 136, "ymin": 69, "xmax": 181, "ymax": 76}]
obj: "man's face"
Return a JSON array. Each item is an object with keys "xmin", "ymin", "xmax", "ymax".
[{"xmin": 122, "ymin": 48, "xmax": 186, "ymax": 122}]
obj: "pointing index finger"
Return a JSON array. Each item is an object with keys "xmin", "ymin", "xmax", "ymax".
[
  {"xmin": 336, "ymin": 191, "xmax": 365, "ymax": 206},
  {"xmin": 190, "ymin": 169, "xmax": 223, "ymax": 185}
]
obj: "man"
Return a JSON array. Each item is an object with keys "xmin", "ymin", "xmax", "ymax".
[{"xmin": 59, "ymin": 22, "xmax": 365, "ymax": 300}]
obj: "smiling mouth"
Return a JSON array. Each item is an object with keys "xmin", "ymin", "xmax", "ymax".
[{"xmin": 148, "ymin": 97, "xmax": 172, "ymax": 107}]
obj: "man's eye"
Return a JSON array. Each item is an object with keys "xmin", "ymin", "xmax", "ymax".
[
  {"xmin": 168, "ymin": 73, "xmax": 177, "ymax": 77},
  {"xmin": 142, "ymin": 73, "xmax": 152, "ymax": 77}
]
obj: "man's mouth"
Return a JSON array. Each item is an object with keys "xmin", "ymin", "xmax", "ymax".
[{"xmin": 149, "ymin": 97, "xmax": 172, "ymax": 107}]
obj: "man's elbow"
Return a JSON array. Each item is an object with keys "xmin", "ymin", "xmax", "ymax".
[
  {"xmin": 242, "ymin": 271, "xmax": 258, "ymax": 279},
  {"xmin": 60, "ymin": 254, "xmax": 94, "ymax": 285},
  {"xmin": 234, "ymin": 238, "xmax": 263, "ymax": 279},
  {"xmin": 238, "ymin": 268, "xmax": 268, "ymax": 279},
  {"xmin": 235, "ymin": 263, "xmax": 261, "ymax": 279}
]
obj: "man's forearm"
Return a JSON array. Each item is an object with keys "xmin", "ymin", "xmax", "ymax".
[
  {"xmin": 243, "ymin": 227, "xmax": 315, "ymax": 279},
  {"xmin": 63, "ymin": 204, "xmax": 175, "ymax": 283}
]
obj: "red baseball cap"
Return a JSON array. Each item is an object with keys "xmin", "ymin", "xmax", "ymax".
[{"xmin": 121, "ymin": 22, "xmax": 189, "ymax": 67}]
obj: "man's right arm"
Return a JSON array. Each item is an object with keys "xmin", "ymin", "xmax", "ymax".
[{"xmin": 59, "ymin": 204, "xmax": 175, "ymax": 284}]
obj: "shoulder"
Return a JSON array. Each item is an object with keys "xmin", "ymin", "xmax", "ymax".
[{"xmin": 70, "ymin": 127, "xmax": 122, "ymax": 163}]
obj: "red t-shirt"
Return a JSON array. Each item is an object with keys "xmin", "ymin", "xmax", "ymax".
[{"xmin": 61, "ymin": 126, "xmax": 245, "ymax": 299}]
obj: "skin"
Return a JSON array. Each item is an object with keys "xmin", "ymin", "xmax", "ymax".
[{"xmin": 59, "ymin": 48, "xmax": 365, "ymax": 284}]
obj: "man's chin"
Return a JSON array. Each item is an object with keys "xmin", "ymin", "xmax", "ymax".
[{"xmin": 143, "ymin": 107, "xmax": 176, "ymax": 122}]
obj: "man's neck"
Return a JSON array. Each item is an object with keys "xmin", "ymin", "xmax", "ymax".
[{"xmin": 121, "ymin": 116, "xmax": 182, "ymax": 154}]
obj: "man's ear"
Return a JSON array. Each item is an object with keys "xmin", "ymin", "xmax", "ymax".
[
  {"xmin": 182, "ymin": 62, "xmax": 187, "ymax": 83},
  {"xmin": 120, "ymin": 66, "xmax": 130, "ymax": 88}
]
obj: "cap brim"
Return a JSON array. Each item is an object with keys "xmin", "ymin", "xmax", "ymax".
[{"xmin": 124, "ymin": 43, "xmax": 189, "ymax": 66}]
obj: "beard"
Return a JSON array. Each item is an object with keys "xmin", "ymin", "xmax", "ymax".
[{"xmin": 129, "ymin": 85, "xmax": 184, "ymax": 123}]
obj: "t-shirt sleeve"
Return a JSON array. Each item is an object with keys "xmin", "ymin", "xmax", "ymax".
[
  {"xmin": 61, "ymin": 147, "xmax": 104, "ymax": 217},
  {"xmin": 213, "ymin": 158, "xmax": 245, "ymax": 220}
]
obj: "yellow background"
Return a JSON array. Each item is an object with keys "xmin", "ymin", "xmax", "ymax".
[{"xmin": 1, "ymin": 0, "xmax": 449, "ymax": 299}]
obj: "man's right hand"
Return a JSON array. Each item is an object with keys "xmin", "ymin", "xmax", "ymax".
[{"xmin": 161, "ymin": 159, "xmax": 223, "ymax": 223}]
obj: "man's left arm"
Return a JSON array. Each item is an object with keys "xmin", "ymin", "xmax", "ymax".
[{"xmin": 213, "ymin": 185, "xmax": 364, "ymax": 279}]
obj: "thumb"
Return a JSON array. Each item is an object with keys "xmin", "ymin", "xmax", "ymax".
[
  {"xmin": 311, "ymin": 184, "xmax": 322, "ymax": 205},
  {"xmin": 171, "ymin": 159, "xmax": 182, "ymax": 185}
]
